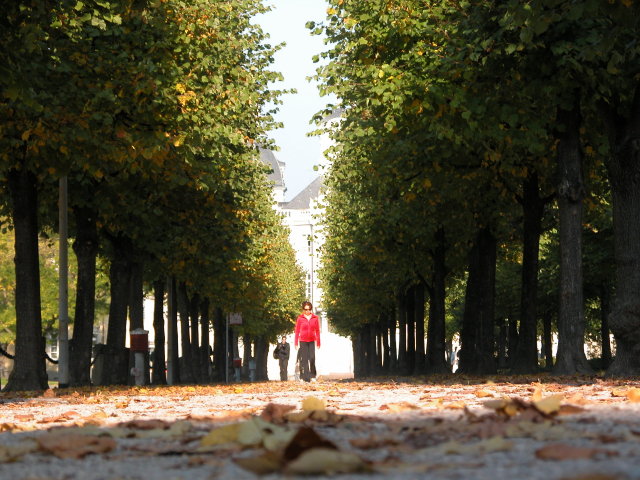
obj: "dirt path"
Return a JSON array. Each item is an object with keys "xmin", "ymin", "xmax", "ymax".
[{"xmin": 1, "ymin": 376, "xmax": 640, "ymax": 479}]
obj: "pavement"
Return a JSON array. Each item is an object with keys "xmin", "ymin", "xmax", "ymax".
[{"xmin": 1, "ymin": 376, "xmax": 639, "ymax": 479}]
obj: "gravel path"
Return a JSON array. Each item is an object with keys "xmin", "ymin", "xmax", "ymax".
[{"xmin": 1, "ymin": 377, "xmax": 640, "ymax": 479}]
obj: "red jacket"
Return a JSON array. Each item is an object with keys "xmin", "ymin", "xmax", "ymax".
[{"xmin": 294, "ymin": 314, "xmax": 320, "ymax": 348}]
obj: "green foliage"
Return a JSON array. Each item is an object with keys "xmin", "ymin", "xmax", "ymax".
[
  {"xmin": 0, "ymin": 0, "xmax": 304, "ymax": 350},
  {"xmin": 313, "ymin": 0, "xmax": 630, "ymax": 347}
]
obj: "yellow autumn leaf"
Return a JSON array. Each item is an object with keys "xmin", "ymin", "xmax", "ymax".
[
  {"xmin": 200, "ymin": 422, "xmax": 241, "ymax": 446},
  {"xmin": 626, "ymin": 387, "xmax": 640, "ymax": 402},
  {"xmin": 302, "ymin": 396, "xmax": 326, "ymax": 411},
  {"xmin": 611, "ymin": 387, "xmax": 628, "ymax": 397},
  {"xmin": 284, "ymin": 448, "xmax": 367, "ymax": 475},
  {"xmin": 475, "ymin": 389, "xmax": 494, "ymax": 398},
  {"xmin": 21, "ymin": 130, "xmax": 31, "ymax": 141},
  {"xmin": 285, "ymin": 411, "xmax": 312, "ymax": 423},
  {"xmin": 533, "ymin": 395, "xmax": 563, "ymax": 415},
  {"xmin": 60, "ymin": 145, "xmax": 69, "ymax": 155},
  {"xmin": 531, "ymin": 385, "xmax": 544, "ymax": 402},
  {"xmin": 237, "ymin": 418, "xmax": 265, "ymax": 446}
]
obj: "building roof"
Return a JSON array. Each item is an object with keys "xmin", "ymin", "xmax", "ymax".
[
  {"xmin": 282, "ymin": 175, "xmax": 324, "ymax": 210},
  {"xmin": 322, "ymin": 108, "xmax": 345, "ymax": 122},
  {"xmin": 259, "ymin": 148, "xmax": 285, "ymax": 188}
]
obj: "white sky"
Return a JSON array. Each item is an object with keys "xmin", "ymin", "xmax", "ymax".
[{"xmin": 256, "ymin": 0, "xmax": 333, "ymax": 201}]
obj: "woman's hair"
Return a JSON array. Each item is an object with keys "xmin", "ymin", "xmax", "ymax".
[{"xmin": 302, "ymin": 301, "xmax": 313, "ymax": 310}]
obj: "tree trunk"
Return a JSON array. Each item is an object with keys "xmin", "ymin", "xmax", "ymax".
[
  {"xmin": 255, "ymin": 336, "xmax": 269, "ymax": 381},
  {"xmin": 4, "ymin": 167, "xmax": 48, "ymax": 391},
  {"xmin": 189, "ymin": 293, "xmax": 202, "ymax": 381},
  {"xmin": 69, "ymin": 206, "xmax": 98, "ymax": 387},
  {"xmin": 382, "ymin": 314, "xmax": 390, "ymax": 373},
  {"xmin": 605, "ymin": 82, "xmax": 640, "ymax": 377},
  {"xmin": 152, "ymin": 279, "xmax": 166, "ymax": 385},
  {"xmin": 388, "ymin": 309, "xmax": 397, "ymax": 373},
  {"xmin": 543, "ymin": 311, "xmax": 554, "ymax": 370},
  {"xmin": 375, "ymin": 321, "xmax": 384, "ymax": 374},
  {"xmin": 600, "ymin": 286, "xmax": 612, "ymax": 369},
  {"xmin": 127, "ymin": 259, "xmax": 144, "ymax": 385},
  {"xmin": 177, "ymin": 282, "xmax": 194, "ymax": 383},
  {"xmin": 426, "ymin": 227, "xmax": 449, "ymax": 373},
  {"xmin": 554, "ymin": 100, "xmax": 593, "ymax": 375},
  {"xmin": 242, "ymin": 334, "xmax": 252, "ymax": 382},
  {"xmin": 459, "ymin": 234, "xmax": 480, "ymax": 374},
  {"xmin": 477, "ymin": 227, "xmax": 497, "ymax": 374},
  {"xmin": 414, "ymin": 283, "xmax": 426, "ymax": 373},
  {"xmin": 406, "ymin": 286, "xmax": 416, "ymax": 374},
  {"xmin": 212, "ymin": 307, "xmax": 225, "ymax": 382},
  {"xmin": 200, "ymin": 298, "xmax": 211, "ymax": 382},
  {"xmin": 167, "ymin": 277, "xmax": 180, "ymax": 384},
  {"xmin": 459, "ymin": 227, "xmax": 496, "ymax": 374},
  {"xmin": 512, "ymin": 172, "xmax": 544, "ymax": 373},
  {"xmin": 508, "ymin": 317, "xmax": 519, "ymax": 365},
  {"xmin": 497, "ymin": 319, "xmax": 507, "ymax": 369},
  {"xmin": 361, "ymin": 324, "xmax": 371, "ymax": 377},
  {"xmin": 396, "ymin": 292, "xmax": 408, "ymax": 374},
  {"xmin": 103, "ymin": 238, "xmax": 132, "ymax": 385},
  {"xmin": 128, "ymin": 260, "xmax": 144, "ymax": 330}
]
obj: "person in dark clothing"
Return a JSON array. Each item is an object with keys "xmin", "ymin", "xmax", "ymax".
[{"xmin": 274, "ymin": 336, "xmax": 290, "ymax": 381}]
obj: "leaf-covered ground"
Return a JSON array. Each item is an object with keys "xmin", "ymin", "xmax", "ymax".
[{"xmin": 1, "ymin": 375, "xmax": 640, "ymax": 479}]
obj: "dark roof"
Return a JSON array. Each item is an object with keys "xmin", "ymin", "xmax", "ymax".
[
  {"xmin": 282, "ymin": 176, "xmax": 324, "ymax": 210},
  {"xmin": 259, "ymin": 148, "xmax": 285, "ymax": 188}
]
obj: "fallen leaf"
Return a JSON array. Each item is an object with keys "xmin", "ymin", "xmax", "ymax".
[
  {"xmin": 200, "ymin": 422, "xmax": 241, "ymax": 447},
  {"xmin": 611, "ymin": 388, "xmax": 628, "ymax": 397},
  {"xmin": 285, "ymin": 411, "xmax": 313, "ymax": 423},
  {"xmin": 558, "ymin": 404, "xmax": 586, "ymax": 415},
  {"xmin": 302, "ymin": 396, "xmax": 326, "ymax": 411},
  {"xmin": 283, "ymin": 426, "xmax": 337, "ymax": 461},
  {"xmin": 531, "ymin": 385, "xmax": 544, "ymax": 402},
  {"xmin": 475, "ymin": 389, "xmax": 495, "ymax": 398},
  {"xmin": 260, "ymin": 403, "xmax": 295, "ymax": 423},
  {"xmin": 13, "ymin": 414, "xmax": 35, "ymax": 422},
  {"xmin": 0, "ymin": 441, "xmax": 38, "ymax": 462},
  {"xmin": 533, "ymin": 395, "xmax": 563, "ymax": 415},
  {"xmin": 350, "ymin": 435, "xmax": 399, "ymax": 449},
  {"xmin": 380, "ymin": 402, "xmax": 420, "ymax": 412},
  {"xmin": 234, "ymin": 451, "xmax": 284, "ymax": 475},
  {"xmin": 626, "ymin": 387, "xmax": 640, "ymax": 402},
  {"xmin": 284, "ymin": 448, "xmax": 368, "ymax": 475},
  {"xmin": 535, "ymin": 443, "xmax": 615, "ymax": 461},
  {"xmin": 37, "ymin": 434, "xmax": 116, "ymax": 459},
  {"xmin": 120, "ymin": 419, "xmax": 170, "ymax": 430}
]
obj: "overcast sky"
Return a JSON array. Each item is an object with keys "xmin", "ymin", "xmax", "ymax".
[{"xmin": 256, "ymin": 0, "xmax": 333, "ymax": 201}]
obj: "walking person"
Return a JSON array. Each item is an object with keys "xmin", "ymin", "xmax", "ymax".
[
  {"xmin": 273, "ymin": 336, "xmax": 290, "ymax": 381},
  {"xmin": 294, "ymin": 301, "xmax": 320, "ymax": 382}
]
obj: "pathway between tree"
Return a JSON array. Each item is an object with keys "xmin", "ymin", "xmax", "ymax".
[{"xmin": 1, "ymin": 376, "xmax": 639, "ymax": 479}]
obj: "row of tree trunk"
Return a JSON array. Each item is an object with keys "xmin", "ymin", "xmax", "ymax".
[{"xmin": 351, "ymin": 219, "xmax": 614, "ymax": 379}]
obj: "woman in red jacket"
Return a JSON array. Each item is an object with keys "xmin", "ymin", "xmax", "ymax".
[{"xmin": 294, "ymin": 301, "xmax": 320, "ymax": 382}]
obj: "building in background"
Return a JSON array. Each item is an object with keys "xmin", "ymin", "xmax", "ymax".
[{"xmin": 260, "ymin": 139, "xmax": 353, "ymax": 380}]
